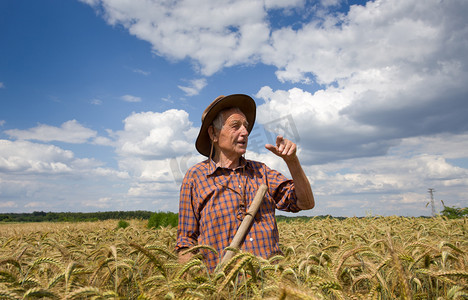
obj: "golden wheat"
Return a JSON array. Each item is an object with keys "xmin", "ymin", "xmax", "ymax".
[{"xmin": 0, "ymin": 217, "xmax": 466, "ymax": 299}]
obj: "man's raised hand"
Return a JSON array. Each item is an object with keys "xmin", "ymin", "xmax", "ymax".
[{"xmin": 265, "ymin": 135, "xmax": 297, "ymax": 162}]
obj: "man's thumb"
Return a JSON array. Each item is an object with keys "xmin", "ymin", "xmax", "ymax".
[{"xmin": 265, "ymin": 144, "xmax": 276, "ymax": 152}]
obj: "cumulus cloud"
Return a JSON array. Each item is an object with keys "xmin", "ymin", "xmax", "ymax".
[
  {"xmin": 5, "ymin": 120, "xmax": 97, "ymax": 144},
  {"xmin": 4, "ymin": 0, "xmax": 465, "ymax": 215},
  {"xmin": 121, "ymin": 94, "xmax": 142, "ymax": 102},
  {"xmin": 81, "ymin": 0, "xmax": 273, "ymax": 75},
  {"xmin": 82, "ymin": 197, "xmax": 112, "ymax": 208},
  {"xmin": 0, "ymin": 201, "xmax": 16, "ymax": 209},
  {"xmin": 92, "ymin": 136, "xmax": 114, "ymax": 146},
  {"xmin": 301, "ymin": 133, "xmax": 468, "ymax": 216},
  {"xmin": 80, "ymin": 0, "xmax": 468, "ymax": 84},
  {"xmin": 264, "ymin": 0, "xmax": 304, "ymax": 9},
  {"xmin": 178, "ymin": 78, "xmax": 207, "ymax": 96},
  {"xmin": 0, "ymin": 109, "xmax": 200, "ymax": 213},
  {"xmin": 0, "ymin": 138, "xmax": 131, "ymax": 212},
  {"xmin": 109, "ymin": 109, "xmax": 201, "ymax": 207},
  {"xmin": 244, "ymin": 121, "xmax": 468, "ymax": 216},
  {"xmin": 0, "ymin": 139, "xmax": 85, "ymax": 174},
  {"xmin": 265, "ymin": 0, "xmax": 468, "ymax": 84},
  {"xmin": 0, "ymin": 120, "xmax": 5, "ymax": 126},
  {"xmin": 81, "ymin": 0, "xmax": 468, "ymax": 165},
  {"xmin": 255, "ymin": 80, "xmax": 468, "ymax": 164},
  {"xmin": 115, "ymin": 109, "xmax": 197, "ymax": 160},
  {"xmin": 0, "ymin": 139, "xmax": 128, "ymax": 179}
]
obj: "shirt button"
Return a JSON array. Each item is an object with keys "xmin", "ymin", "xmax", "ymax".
[{"xmin": 249, "ymin": 237, "xmax": 253, "ymax": 242}]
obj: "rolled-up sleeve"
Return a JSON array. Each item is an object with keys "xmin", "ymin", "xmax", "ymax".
[
  {"xmin": 264, "ymin": 165, "xmax": 301, "ymax": 213},
  {"xmin": 175, "ymin": 173, "xmax": 200, "ymax": 250}
]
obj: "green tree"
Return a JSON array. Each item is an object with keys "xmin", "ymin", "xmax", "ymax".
[
  {"xmin": 147, "ymin": 211, "xmax": 178, "ymax": 229},
  {"xmin": 440, "ymin": 200, "xmax": 468, "ymax": 219},
  {"xmin": 117, "ymin": 219, "xmax": 130, "ymax": 229}
]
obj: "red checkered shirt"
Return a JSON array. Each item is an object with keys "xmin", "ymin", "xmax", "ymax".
[{"xmin": 175, "ymin": 157, "xmax": 300, "ymax": 272}]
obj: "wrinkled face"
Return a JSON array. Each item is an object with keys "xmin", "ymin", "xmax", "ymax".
[{"xmin": 213, "ymin": 109, "xmax": 249, "ymax": 159}]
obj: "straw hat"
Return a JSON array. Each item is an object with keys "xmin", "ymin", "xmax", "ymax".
[{"xmin": 195, "ymin": 94, "xmax": 256, "ymax": 157}]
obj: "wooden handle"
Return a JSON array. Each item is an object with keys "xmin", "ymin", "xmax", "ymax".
[{"xmin": 219, "ymin": 184, "xmax": 268, "ymax": 265}]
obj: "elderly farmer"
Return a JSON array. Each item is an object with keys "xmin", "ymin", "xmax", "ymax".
[{"xmin": 175, "ymin": 94, "xmax": 315, "ymax": 271}]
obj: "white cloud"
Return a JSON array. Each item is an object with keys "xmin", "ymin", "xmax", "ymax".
[
  {"xmin": 0, "ymin": 120, "xmax": 5, "ymax": 126},
  {"xmin": 5, "ymin": 120, "xmax": 97, "ymax": 144},
  {"xmin": 0, "ymin": 138, "xmax": 131, "ymax": 212},
  {"xmin": 82, "ymin": 197, "xmax": 112, "ymax": 208},
  {"xmin": 299, "ymin": 133, "xmax": 468, "ymax": 216},
  {"xmin": 0, "ymin": 139, "xmax": 85, "ymax": 174},
  {"xmin": 121, "ymin": 94, "xmax": 142, "ymax": 102},
  {"xmin": 320, "ymin": 0, "xmax": 340, "ymax": 7},
  {"xmin": 25, "ymin": 202, "xmax": 47, "ymax": 208},
  {"xmin": 115, "ymin": 109, "xmax": 197, "ymax": 160},
  {"xmin": 81, "ymin": 0, "xmax": 468, "ymax": 85},
  {"xmin": 82, "ymin": 0, "xmax": 468, "ymax": 166},
  {"xmin": 244, "ymin": 124, "xmax": 468, "ymax": 217},
  {"xmin": 133, "ymin": 68, "xmax": 150, "ymax": 76},
  {"xmin": 0, "ymin": 82, "xmax": 4, "ymax": 88},
  {"xmin": 0, "ymin": 201, "xmax": 16, "ymax": 209},
  {"xmin": 0, "ymin": 139, "xmax": 129, "ymax": 180},
  {"xmin": 178, "ymin": 78, "xmax": 207, "ymax": 96},
  {"xmin": 111, "ymin": 109, "xmax": 201, "ymax": 208},
  {"xmin": 264, "ymin": 0, "xmax": 304, "ymax": 9},
  {"xmin": 92, "ymin": 136, "xmax": 114, "ymax": 146},
  {"xmin": 0, "ymin": 110, "xmax": 200, "ymax": 214},
  {"xmin": 91, "ymin": 98, "xmax": 103, "ymax": 105},
  {"xmin": 255, "ymin": 78, "xmax": 468, "ymax": 165},
  {"xmin": 81, "ymin": 0, "xmax": 272, "ymax": 75},
  {"xmin": 3, "ymin": 0, "xmax": 466, "ymax": 216},
  {"xmin": 264, "ymin": 0, "xmax": 468, "ymax": 84},
  {"xmin": 92, "ymin": 167, "xmax": 129, "ymax": 179}
]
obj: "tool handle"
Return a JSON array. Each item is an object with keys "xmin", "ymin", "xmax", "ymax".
[{"xmin": 219, "ymin": 184, "xmax": 268, "ymax": 265}]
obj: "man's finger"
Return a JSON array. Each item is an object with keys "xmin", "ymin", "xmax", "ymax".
[
  {"xmin": 282, "ymin": 142, "xmax": 291, "ymax": 155},
  {"xmin": 276, "ymin": 135, "xmax": 284, "ymax": 146},
  {"xmin": 276, "ymin": 135, "xmax": 285, "ymax": 152},
  {"xmin": 266, "ymin": 136, "xmax": 297, "ymax": 157},
  {"xmin": 265, "ymin": 144, "xmax": 277, "ymax": 154}
]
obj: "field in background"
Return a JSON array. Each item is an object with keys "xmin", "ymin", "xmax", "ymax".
[{"xmin": 0, "ymin": 217, "xmax": 466, "ymax": 299}]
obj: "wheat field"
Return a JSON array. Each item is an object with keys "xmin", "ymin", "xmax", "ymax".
[{"xmin": 0, "ymin": 217, "xmax": 466, "ymax": 299}]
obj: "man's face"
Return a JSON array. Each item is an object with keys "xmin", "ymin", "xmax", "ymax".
[{"xmin": 215, "ymin": 109, "xmax": 249, "ymax": 159}]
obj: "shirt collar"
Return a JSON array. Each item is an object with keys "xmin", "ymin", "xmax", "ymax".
[{"xmin": 206, "ymin": 156, "xmax": 252, "ymax": 176}]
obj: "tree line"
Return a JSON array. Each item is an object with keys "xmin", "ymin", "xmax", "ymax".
[
  {"xmin": 0, "ymin": 204, "xmax": 465, "ymax": 224},
  {"xmin": 0, "ymin": 211, "xmax": 153, "ymax": 223}
]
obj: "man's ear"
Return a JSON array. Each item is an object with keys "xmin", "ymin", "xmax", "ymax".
[{"xmin": 208, "ymin": 126, "xmax": 218, "ymax": 142}]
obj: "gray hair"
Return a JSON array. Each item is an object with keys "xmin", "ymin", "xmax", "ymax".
[{"xmin": 212, "ymin": 107, "xmax": 243, "ymax": 130}]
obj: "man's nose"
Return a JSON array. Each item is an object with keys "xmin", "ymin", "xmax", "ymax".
[{"xmin": 240, "ymin": 125, "xmax": 249, "ymax": 136}]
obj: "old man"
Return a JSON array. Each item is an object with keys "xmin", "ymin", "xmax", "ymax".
[{"xmin": 175, "ymin": 94, "xmax": 314, "ymax": 272}]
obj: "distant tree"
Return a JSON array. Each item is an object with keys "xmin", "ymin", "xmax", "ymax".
[
  {"xmin": 440, "ymin": 200, "xmax": 468, "ymax": 219},
  {"xmin": 117, "ymin": 220, "xmax": 130, "ymax": 229},
  {"xmin": 147, "ymin": 211, "xmax": 178, "ymax": 229}
]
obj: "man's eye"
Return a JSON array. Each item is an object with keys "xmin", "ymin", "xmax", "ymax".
[{"xmin": 231, "ymin": 122, "xmax": 248, "ymax": 129}]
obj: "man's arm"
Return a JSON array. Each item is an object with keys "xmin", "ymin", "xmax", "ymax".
[{"xmin": 265, "ymin": 135, "xmax": 315, "ymax": 210}]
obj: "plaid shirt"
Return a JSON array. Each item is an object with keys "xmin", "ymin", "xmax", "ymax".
[{"xmin": 176, "ymin": 157, "xmax": 300, "ymax": 272}]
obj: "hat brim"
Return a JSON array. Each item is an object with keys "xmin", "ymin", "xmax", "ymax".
[{"xmin": 195, "ymin": 94, "xmax": 256, "ymax": 157}]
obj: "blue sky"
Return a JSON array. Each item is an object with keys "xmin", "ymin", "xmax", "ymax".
[{"xmin": 1, "ymin": 0, "xmax": 467, "ymax": 217}]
